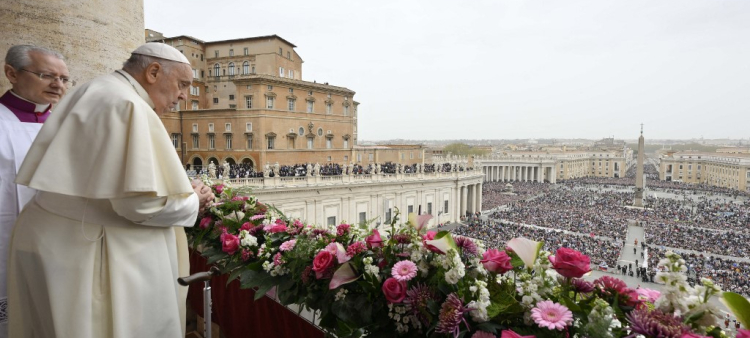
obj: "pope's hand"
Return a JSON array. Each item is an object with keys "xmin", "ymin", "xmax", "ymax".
[{"xmin": 193, "ymin": 181, "xmax": 215, "ymax": 213}]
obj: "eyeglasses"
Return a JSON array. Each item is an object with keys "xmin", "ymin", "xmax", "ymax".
[{"xmin": 20, "ymin": 68, "xmax": 76, "ymax": 87}]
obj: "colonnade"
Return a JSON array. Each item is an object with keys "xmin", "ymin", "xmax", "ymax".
[
  {"xmin": 481, "ymin": 163, "xmax": 556, "ymax": 183},
  {"xmin": 457, "ymin": 183, "xmax": 482, "ymax": 216}
]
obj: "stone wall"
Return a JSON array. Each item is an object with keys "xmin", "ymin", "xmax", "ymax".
[{"xmin": 0, "ymin": 0, "xmax": 144, "ymax": 92}]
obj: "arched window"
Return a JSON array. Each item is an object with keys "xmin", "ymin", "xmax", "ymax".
[
  {"xmin": 213, "ymin": 63, "xmax": 220, "ymax": 77},
  {"xmin": 243, "ymin": 61, "xmax": 249, "ymax": 74},
  {"xmin": 228, "ymin": 63, "xmax": 235, "ymax": 76}
]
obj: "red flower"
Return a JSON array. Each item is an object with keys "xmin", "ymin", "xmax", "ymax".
[
  {"xmin": 239, "ymin": 222, "xmax": 252, "ymax": 231},
  {"xmin": 213, "ymin": 184, "xmax": 224, "ymax": 194},
  {"xmin": 268, "ymin": 224, "xmax": 288, "ymax": 233},
  {"xmin": 220, "ymin": 232, "xmax": 240, "ymax": 255},
  {"xmin": 312, "ymin": 250, "xmax": 335, "ymax": 279},
  {"xmin": 422, "ymin": 231, "xmax": 442, "ymax": 253},
  {"xmin": 199, "ymin": 216, "xmax": 212, "ymax": 229},
  {"xmin": 382, "ymin": 277, "xmax": 407, "ymax": 303},
  {"xmin": 480, "ymin": 249, "xmax": 513, "ymax": 274},
  {"xmin": 365, "ymin": 229, "xmax": 383, "ymax": 249},
  {"xmin": 549, "ymin": 247, "xmax": 591, "ymax": 278},
  {"xmin": 737, "ymin": 329, "xmax": 750, "ymax": 338}
]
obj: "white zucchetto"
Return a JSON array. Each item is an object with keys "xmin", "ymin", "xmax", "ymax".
[{"xmin": 131, "ymin": 42, "xmax": 190, "ymax": 65}]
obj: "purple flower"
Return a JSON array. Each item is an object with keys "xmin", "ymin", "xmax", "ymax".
[
  {"xmin": 454, "ymin": 236, "xmax": 478, "ymax": 256},
  {"xmin": 404, "ymin": 283, "xmax": 437, "ymax": 327},
  {"xmin": 436, "ymin": 293, "xmax": 470, "ymax": 338},
  {"xmin": 626, "ymin": 307, "xmax": 689, "ymax": 338},
  {"xmin": 571, "ymin": 278, "xmax": 595, "ymax": 294}
]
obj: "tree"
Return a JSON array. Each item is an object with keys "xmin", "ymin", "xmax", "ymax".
[{"xmin": 442, "ymin": 143, "xmax": 490, "ymax": 157}]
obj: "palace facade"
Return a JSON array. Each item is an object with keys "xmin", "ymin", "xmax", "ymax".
[{"xmin": 658, "ymin": 151, "xmax": 750, "ymax": 191}]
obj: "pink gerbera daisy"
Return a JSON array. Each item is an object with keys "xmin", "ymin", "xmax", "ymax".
[
  {"xmin": 391, "ymin": 260, "xmax": 418, "ymax": 281},
  {"xmin": 530, "ymin": 300, "xmax": 573, "ymax": 331},
  {"xmin": 279, "ymin": 239, "xmax": 296, "ymax": 252}
]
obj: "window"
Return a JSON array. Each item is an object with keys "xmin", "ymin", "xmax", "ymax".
[
  {"xmin": 171, "ymin": 134, "xmax": 179, "ymax": 148},
  {"xmin": 307, "ymin": 138, "xmax": 313, "ymax": 149},
  {"xmin": 228, "ymin": 63, "xmax": 235, "ymax": 76},
  {"xmin": 279, "ymin": 67, "xmax": 285, "ymax": 77},
  {"xmin": 327, "ymin": 216, "xmax": 336, "ymax": 226},
  {"xmin": 358, "ymin": 212, "xmax": 366, "ymax": 224},
  {"xmin": 279, "ymin": 47, "xmax": 282, "ymax": 55},
  {"xmin": 213, "ymin": 64, "xmax": 219, "ymax": 77},
  {"xmin": 243, "ymin": 61, "xmax": 249, "ymax": 74},
  {"xmin": 407, "ymin": 205, "xmax": 414, "ymax": 215},
  {"xmin": 267, "ymin": 85, "xmax": 273, "ymax": 91},
  {"xmin": 208, "ymin": 135, "xmax": 215, "ymax": 149},
  {"xmin": 368, "ymin": 154, "xmax": 374, "ymax": 161},
  {"xmin": 326, "ymin": 139, "xmax": 332, "ymax": 149},
  {"xmin": 288, "ymin": 69, "xmax": 293, "ymax": 78},
  {"xmin": 288, "ymin": 88, "xmax": 293, "ymax": 93},
  {"xmin": 410, "ymin": 152, "xmax": 414, "ymax": 159},
  {"xmin": 299, "ymin": 127, "xmax": 305, "ymax": 135},
  {"xmin": 385, "ymin": 208, "xmax": 392, "ymax": 223},
  {"xmin": 357, "ymin": 154, "xmax": 362, "ymax": 162},
  {"xmin": 427, "ymin": 202, "xmax": 433, "ymax": 215},
  {"xmin": 192, "ymin": 68, "xmax": 198, "ymax": 78},
  {"xmin": 213, "ymin": 98, "xmax": 218, "ymax": 104},
  {"xmin": 266, "ymin": 96, "xmax": 274, "ymax": 109},
  {"xmin": 326, "ymin": 103, "xmax": 332, "ymax": 114},
  {"xmin": 229, "ymin": 49, "xmax": 234, "ymax": 56},
  {"xmin": 214, "ymin": 50, "xmax": 219, "ymax": 57},
  {"xmin": 287, "ymin": 98, "xmax": 295, "ymax": 111},
  {"xmin": 246, "ymin": 122, "xmax": 252, "ymax": 131},
  {"xmin": 225, "ymin": 123, "xmax": 231, "ymax": 131},
  {"xmin": 190, "ymin": 86, "xmax": 199, "ymax": 96},
  {"xmin": 343, "ymin": 139, "xmax": 349, "ymax": 148},
  {"xmin": 344, "ymin": 155, "xmax": 348, "ymax": 161},
  {"xmin": 305, "ymin": 101, "xmax": 314, "ymax": 113},
  {"xmin": 344, "ymin": 105, "xmax": 349, "ymax": 116},
  {"xmin": 191, "ymin": 101, "xmax": 198, "ymax": 110},
  {"xmin": 208, "ymin": 123, "xmax": 214, "ymax": 132},
  {"xmin": 229, "ymin": 94, "xmax": 234, "ymax": 100},
  {"xmin": 287, "ymin": 51, "xmax": 291, "ymax": 59},
  {"xmin": 252, "ymin": 65, "xmax": 255, "ymax": 73},
  {"xmin": 267, "ymin": 136, "xmax": 275, "ymax": 149},
  {"xmin": 245, "ymin": 95, "xmax": 252, "ymax": 108},
  {"xmin": 192, "ymin": 135, "xmax": 199, "ymax": 148},
  {"xmin": 317, "ymin": 128, "xmax": 323, "ymax": 136},
  {"xmin": 327, "ymin": 156, "xmax": 331, "ymax": 161},
  {"xmin": 192, "ymin": 124, "xmax": 198, "ymax": 132},
  {"xmin": 444, "ymin": 200, "xmax": 449, "ymax": 213},
  {"xmin": 308, "ymin": 91, "xmax": 313, "ymax": 96},
  {"xmin": 225, "ymin": 134, "xmax": 232, "ymax": 149},
  {"xmin": 243, "ymin": 47, "xmax": 248, "ymax": 56},
  {"xmin": 246, "ymin": 135, "xmax": 253, "ymax": 149}
]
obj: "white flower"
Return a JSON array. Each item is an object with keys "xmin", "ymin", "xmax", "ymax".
[
  {"xmin": 239, "ymin": 231, "xmax": 258, "ymax": 248},
  {"xmin": 334, "ymin": 288, "xmax": 348, "ymax": 301},
  {"xmin": 362, "ymin": 256, "xmax": 373, "ymax": 265},
  {"xmin": 224, "ymin": 211, "xmax": 245, "ymax": 221}
]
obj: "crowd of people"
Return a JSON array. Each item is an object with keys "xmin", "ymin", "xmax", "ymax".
[{"xmin": 481, "ymin": 181, "xmax": 552, "ymax": 210}]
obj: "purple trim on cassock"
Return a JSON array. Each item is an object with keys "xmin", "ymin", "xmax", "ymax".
[{"xmin": 0, "ymin": 90, "xmax": 51, "ymax": 123}]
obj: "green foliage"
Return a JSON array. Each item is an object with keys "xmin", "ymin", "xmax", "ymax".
[
  {"xmin": 721, "ymin": 292, "xmax": 750, "ymax": 329},
  {"xmin": 442, "ymin": 143, "xmax": 490, "ymax": 157}
]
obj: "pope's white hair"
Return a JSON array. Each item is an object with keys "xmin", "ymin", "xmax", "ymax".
[
  {"xmin": 5, "ymin": 45, "xmax": 65, "ymax": 69},
  {"xmin": 122, "ymin": 54, "xmax": 181, "ymax": 75}
]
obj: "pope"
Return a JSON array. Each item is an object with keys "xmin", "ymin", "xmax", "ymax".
[{"xmin": 7, "ymin": 43, "xmax": 214, "ymax": 338}]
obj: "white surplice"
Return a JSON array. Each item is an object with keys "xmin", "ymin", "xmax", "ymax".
[
  {"xmin": 0, "ymin": 104, "xmax": 42, "ymax": 338},
  {"xmin": 8, "ymin": 70, "xmax": 197, "ymax": 338}
]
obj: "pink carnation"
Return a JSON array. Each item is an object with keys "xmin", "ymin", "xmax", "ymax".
[
  {"xmin": 336, "ymin": 223, "xmax": 351, "ymax": 237},
  {"xmin": 241, "ymin": 249, "xmax": 253, "ymax": 261},
  {"xmin": 250, "ymin": 214, "xmax": 266, "ymax": 221},
  {"xmin": 391, "ymin": 260, "xmax": 418, "ymax": 281},
  {"xmin": 268, "ymin": 224, "xmax": 288, "ymax": 233},
  {"xmin": 239, "ymin": 222, "xmax": 252, "ymax": 231},
  {"xmin": 346, "ymin": 241, "xmax": 367, "ymax": 257},
  {"xmin": 273, "ymin": 252, "xmax": 284, "ymax": 266},
  {"xmin": 279, "ymin": 239, "xmax": 297, "ymax": 252}
]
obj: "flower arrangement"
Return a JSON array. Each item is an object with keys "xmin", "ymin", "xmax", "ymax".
[{"xmin": 187, "ymin": 181, "xmax": 750, "ymax": 338}]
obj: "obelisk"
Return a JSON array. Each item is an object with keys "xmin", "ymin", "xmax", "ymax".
[{"xmin": 634, "ymin": 124, "xmax": 645, "ymax": 207}]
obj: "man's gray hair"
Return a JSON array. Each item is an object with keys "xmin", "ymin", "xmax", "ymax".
[
  {"xmin": 122, "ymin": 54, "xmax": 179, "ymax": 75},
  {"xmin": 5, "ymin": 45, "xmax": 65, "ymax": 69}
]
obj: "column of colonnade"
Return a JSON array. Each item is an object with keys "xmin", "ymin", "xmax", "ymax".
[{"xmin": 483, "ymin": 164, "xmax": 560, "ymax": 183}]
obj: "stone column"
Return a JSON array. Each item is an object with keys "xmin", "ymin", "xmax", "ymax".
[
  {"xmin": 460, "ymin": 186, "xmax": 467, "ymax": 217},
  {"xmin": 1, "ymin": 0, "xmax": 145, "ymax": 92},
  {"xmin": 475, "ymin": 183, "xmax": 482, "ymax": 213}
]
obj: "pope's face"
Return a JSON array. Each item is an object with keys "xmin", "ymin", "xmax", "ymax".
[
  {"xmin": 151, "ymin": 63, "xmax": 191, "ymax": 115},
  {"xmin": 5, "ymin": 51, "xmax": 69, "ymax": 105}
]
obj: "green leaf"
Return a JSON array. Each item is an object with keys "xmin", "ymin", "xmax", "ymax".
[{"xmin": 721, "ymin": 292, "xmax": 750, "ymax": 328}]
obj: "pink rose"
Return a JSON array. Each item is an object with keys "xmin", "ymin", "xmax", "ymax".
[
  {"xmin": 214, "ymin": 184, "xmax": 224, "ymax": 194},
  {"xmin": 422, "ymin": 231, "xmax": 442, "ymax": 253},
  {"xmin": 481, "ymin": 249, "xmax": 513, "ymax": 274},
  {"xmin": 737, "ymin": 329, "xmax": 750, "ymax": 338},
  {"xmin": 549, "ymin": 247, "xmax": 591, "ymax": 278},
  {"xmin": 312, "ymin": 250, "xmax": 335, "ymax": 279},
  {"xmin": 680, "ymin": 333, "xmax": 711, "ymax": 338},
  {"xmin": 199, "ymin": 216, "xmax": 212, "ymax": 229},
  {"xmin": 500, "ymin": 330, "xmax": 535, "ymax": 338},
  {"xmin": 381, "ymin": 277, "xmax": 407, "ymax": 303},
  {"xmin": 240, "ymin": 222, "xmax": 252, "ymax": 231},
  {"xmin": 635, "ymin": 288, "xmax": 661, "ymax": 303},
  {"xmin": 365, "ymin": 229, "xmax": 383, "ymax": 249},
  {"xmin": 220, "ymin": 232, "xmax": 240, "ymax": 255},
  {"xmin": 268, "ymin": 224, "xmax": 288, "ymax": 233}
]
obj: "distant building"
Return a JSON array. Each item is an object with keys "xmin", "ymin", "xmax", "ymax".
[
  {"xmin": 658, "ymin": 152, "xmax": 750, "ymax": 191},
  {"xmin": 147, "ymin": 30, "xmax": 424, "ymax": 169}
]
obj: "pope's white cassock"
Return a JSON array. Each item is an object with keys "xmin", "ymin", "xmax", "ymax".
[{"xmin": 7, "ymin": 69, "xmax": 197, "ymax": 338}]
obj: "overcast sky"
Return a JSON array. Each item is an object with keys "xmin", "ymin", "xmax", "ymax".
[{"xmin": 145, "ymin": 0, "xmax": 750, "ymax": 141}]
